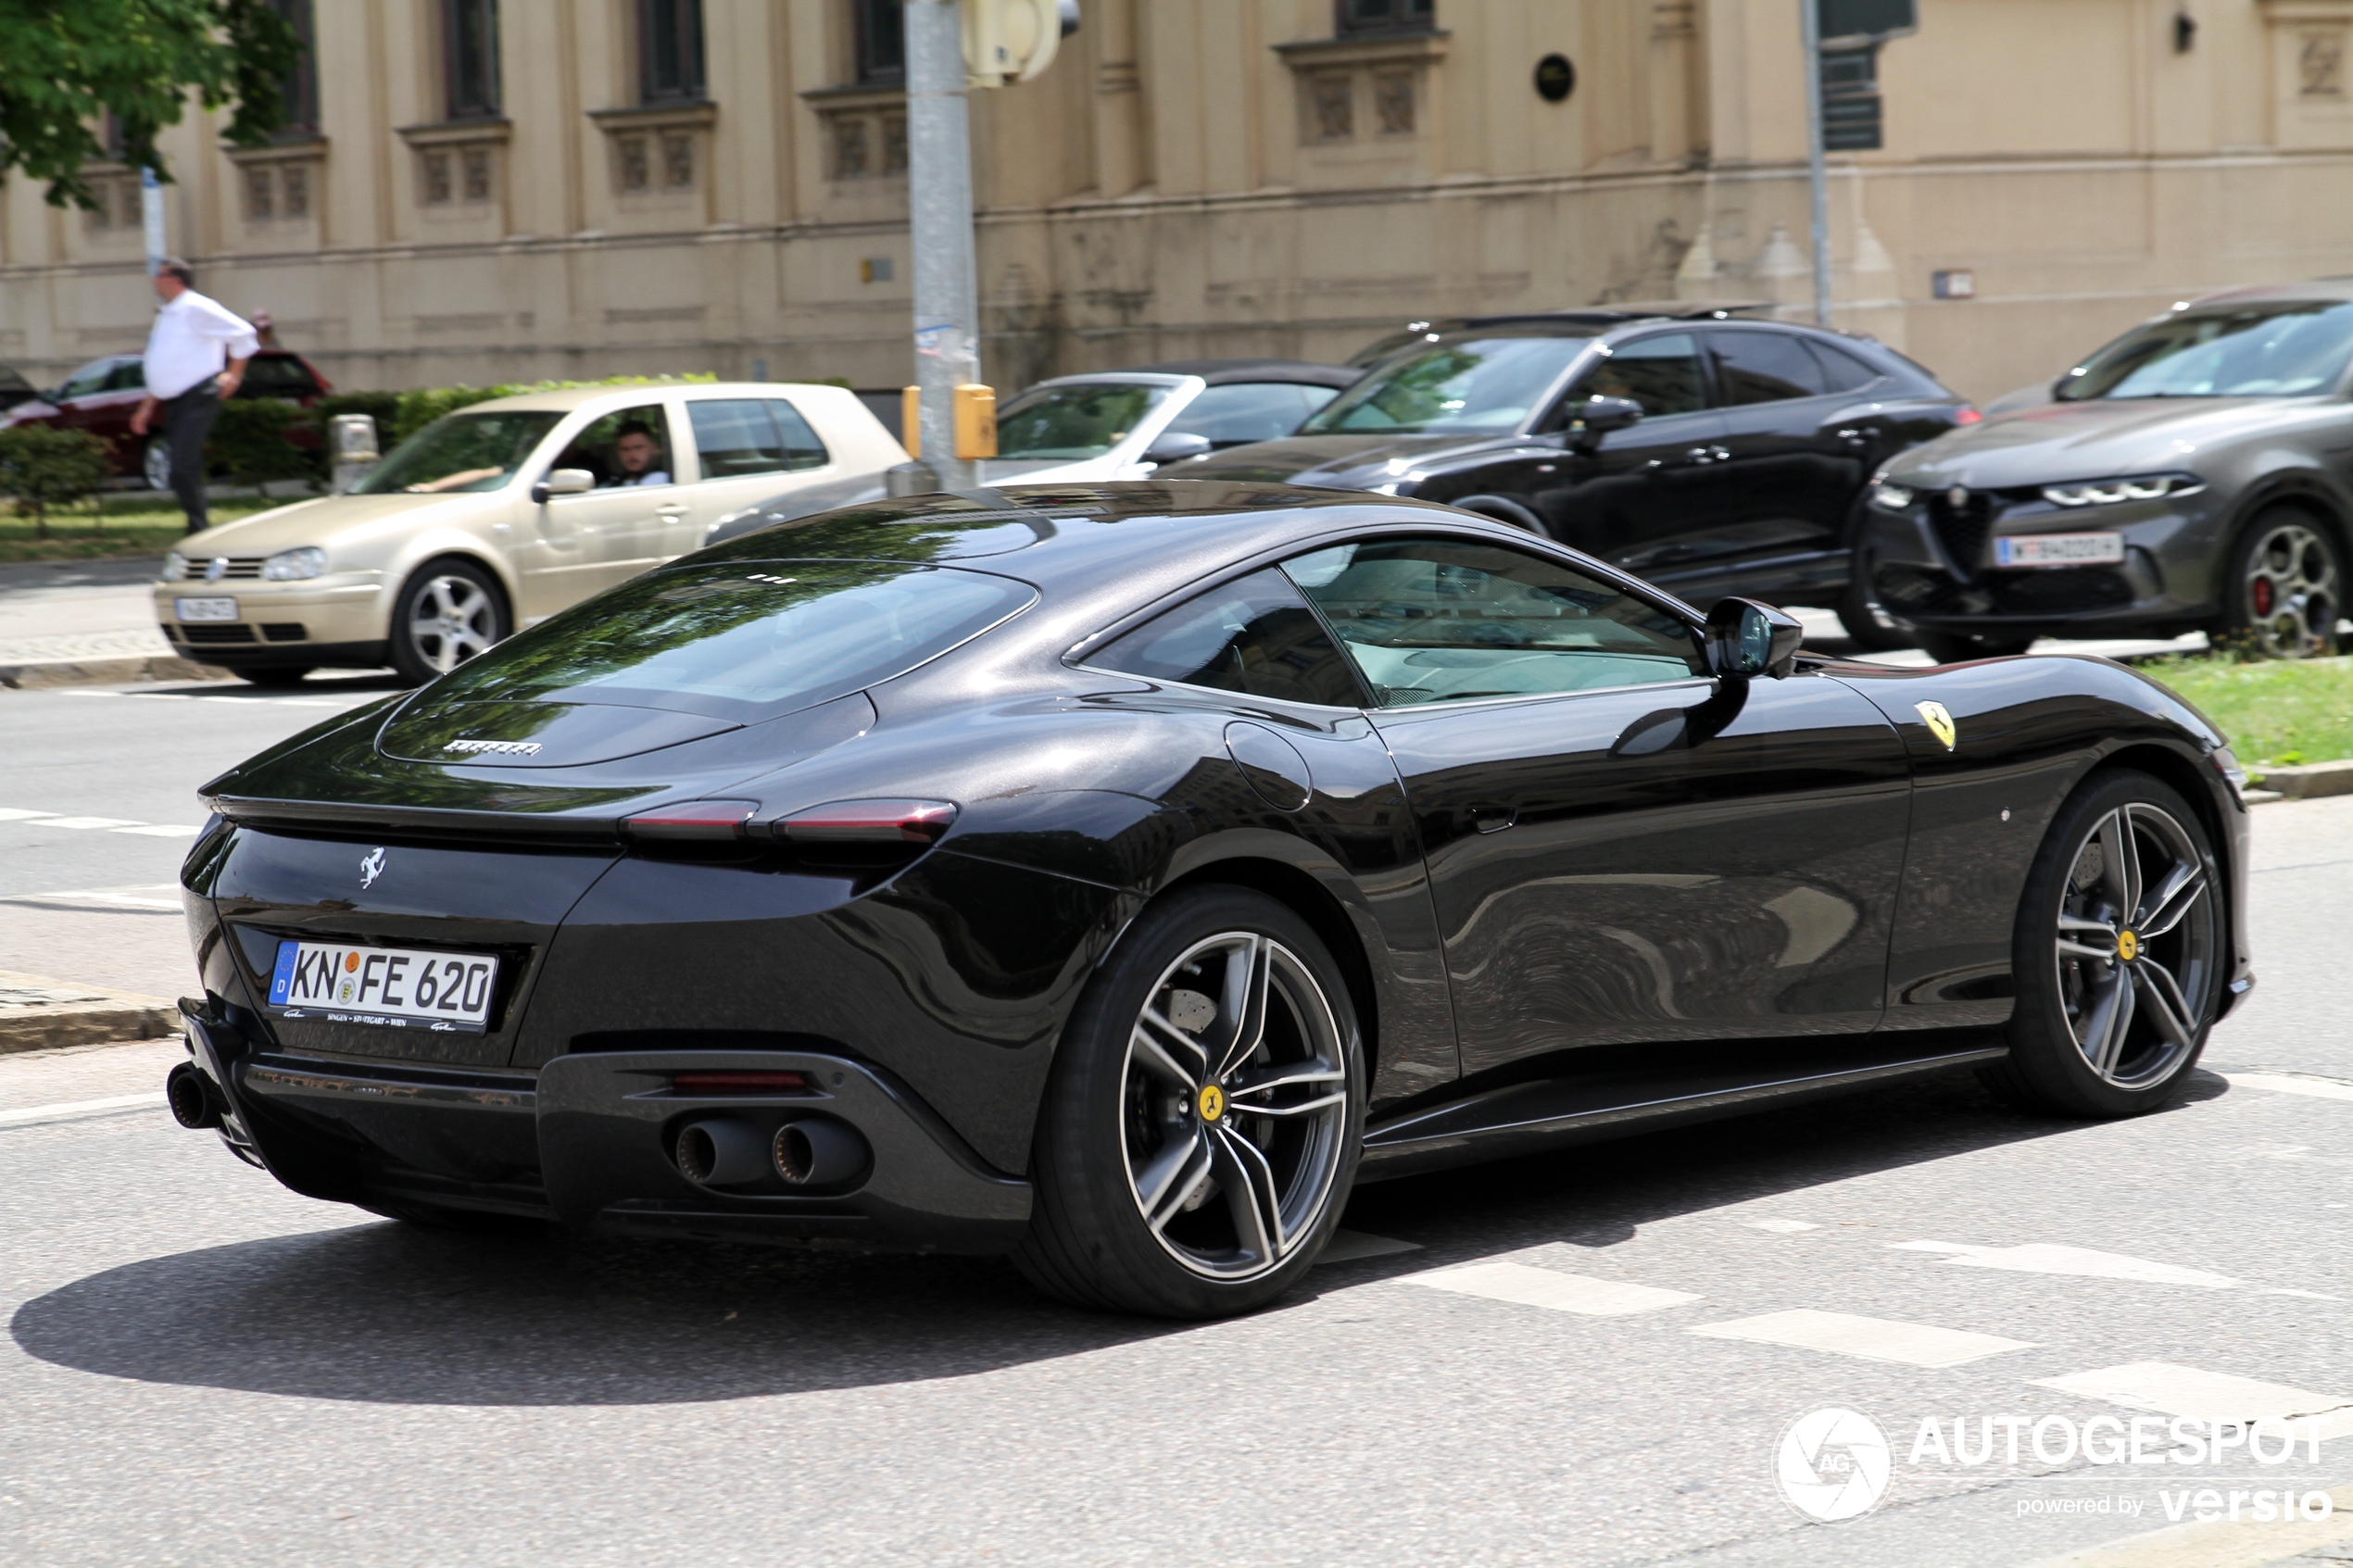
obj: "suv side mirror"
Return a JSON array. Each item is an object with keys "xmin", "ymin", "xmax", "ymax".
[
  {"xmin": 531, "ymin": 467, "xmax": 595, "ymax": 504},
  {"xmin": 1705, "ymin": 597, "xmax": 1804, "ymax": 679},
  {"xmin": 1567, "ymin": 395, "xmax": 1644, "ymax": 446},
  {"xmin": 1141, "ymin": 431, "xmax": 1212, "ymax": 466}
]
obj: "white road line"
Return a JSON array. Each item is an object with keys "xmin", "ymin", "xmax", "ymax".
[
  {"xmin": 123, "ymin": 693, "xmax": 193, "ymax": 700},
  {"xmin": 1892, "ymin": 1240, "xmax": 2241, "ymax": 1289},
  {"xmin": 1689, "ymin": 1308, "xmax": 2034, "ymax": 1367},
  {"xmin": 27, "ymin": 817, "xmax": 141, "ymax": 831},
  {"xmin": 0, "ymin": 1092, "xmax": 169, "ymax": 1127},
  {"xmin": 2032, "ymin": 1362, "xmax": 2353, "ymax": 1442},
  {"xmin": 110, "ymin": 823, "xmax": 199, "ymax": 837},
  {"xmin": 1404, "ymin": 1261, "xmax": 1701, "ymax": 1316},
  {"xmin": 2226, "ymin": 1072, "xmax": 2353, "ymax": 1104},
  {"xmin": 3, "ymin": 885, "xmax": 183, "ymax": 909},
  {"xmin": 1747, "ymin": 1218, "xmax": 1820, "ymax": 1233},
  {"xmin": 1316, "ymin": 1229, "xmax": 1422, "ymax": 1265},
  {"xmin": 0, "ymin": 808, "xmax": 57, "ymax": 822}
]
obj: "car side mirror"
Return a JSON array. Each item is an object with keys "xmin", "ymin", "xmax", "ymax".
[
  {"xmin": 1567, "ymin": 395, "xmax": 1644, "ymax": 447},
  {"xmin": 531, "ymin": 467, "xmax": 595, "ymax": 504},
  {"xmin": 1705, "ymin": 597, "xmax": 1804, "ymax": 680},
  {"xmin": 1142, "ymin": 431, "xmax": 1212, "ymax": 466}
]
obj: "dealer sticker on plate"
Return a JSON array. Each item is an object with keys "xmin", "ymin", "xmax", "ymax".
[
  {"xmin": 267, "ymin": 939, "xmax": 498, "ymax": 1034},
  {"xmin": 1994, "ymin": 533, "xmax": 2126, "ymax": 567},
  {"xmin": 175, "ymin": 596, "xmax": 238, "ymax": 622}
]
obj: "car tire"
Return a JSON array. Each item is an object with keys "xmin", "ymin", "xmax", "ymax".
[
  {"xmin": 1976, "ymin": 769, "xmax": 2222, "ymax": 1119},
  {"xmin": 2214, "ymin": 506, "xmax": 2344, "ymax": 659},
  {"xmin": 142, "ymin": 438, "xmax": 171, "ymax": 492},
  {"xmin": 1917, "ymin": 631, "xmax": 2036, "ymax": 663},
  {"xmin": 388, "ymin": 558, "xmax": 509, "ymax": 686},
  {"xmin": 235, "ymin": 666, "xmax": 314, "ymax": 687},
  {"xmin": 1014, "ymin": 885, "xmax": 1365, "ymax": 1319}
]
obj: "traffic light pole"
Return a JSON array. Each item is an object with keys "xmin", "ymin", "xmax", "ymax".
[
  {"xmin": 904, "ymin": 0, "xmax": 981, "ymax": 491},
  {"xmin": 1800, "ymin": 0, "xmax": 1832, "ymax": 327}
]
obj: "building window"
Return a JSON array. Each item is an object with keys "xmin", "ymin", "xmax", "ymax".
[
  {"xmin": 271, "ymin": 0, "xmax": 320, "ymax": 132},
  {"xmin": 1338, "ymin": 0, "xmax": 1434, "ymax": 33},
  {"xmin": 640, "ymin": 0, "xmax": 705, "ymax": 103},
  {"xmin": 854, "ymin": 0, "xmax": 905, "ymax": 83},
  {"xmin": 445, "ymin": 0, "xmax": 502, "ymax": 119}
]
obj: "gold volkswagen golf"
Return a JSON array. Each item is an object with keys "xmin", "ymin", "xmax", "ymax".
[{"xmin": 153, "ymin": 382, "xmax": 907, "ymax": 684}]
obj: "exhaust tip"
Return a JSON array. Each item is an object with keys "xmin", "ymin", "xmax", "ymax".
[
  {"xmin": 773, "ymin": 1117, "xmax": 869, "ymax": 1186},
  {"xmin": 674, "ymin": 1118, "xmax": 770, "ymax": 1187},
  {"xmin": 166, "ymin": 1062, "xmax": 220, "ymax": 1130}
]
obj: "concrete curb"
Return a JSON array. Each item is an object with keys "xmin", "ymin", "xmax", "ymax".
[
  {"xmin": 2249, "ymin": 759, "xmax": 2353, "ymax": 800},
  {"xmin": 0, "ymin": 972, "xmax": 183, "ymax": 1054},
  {"xmin": 0, "ymin": 654, "xmax": 233, "ymax": 690}
]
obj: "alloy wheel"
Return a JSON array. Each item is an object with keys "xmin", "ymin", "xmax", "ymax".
[
  {"xmin": 143, "ymin": 439, "xmax": 171, "ymax": 491},
  {"xmin": 2051, "ymin": 802, "xmax": 2216, "ymax": 1088},
  {"xmin": 407, "ymin": 573, "xmax": 498, "ymax": 673},
  {"xmin": 1118, "ymin": 932, "xmax": 1352, "ymax": 1282},
  {"xmin": 2239, "ymin": 519, "xmax": 2340, "ymax": 659}
]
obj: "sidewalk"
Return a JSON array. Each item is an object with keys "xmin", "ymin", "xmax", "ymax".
[{"xmin": 0, "ymin": 557, "xmax": 228, "ymax": 687}]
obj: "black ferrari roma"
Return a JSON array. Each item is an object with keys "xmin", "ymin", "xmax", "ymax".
[{"xmin": 167, "ymin": 482, "xmax": 2253, "ymax": 1319}]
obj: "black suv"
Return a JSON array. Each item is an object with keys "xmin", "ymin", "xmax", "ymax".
[{"xmin": 1181, "ymin": 305, "xmax": 1975, "ymax": 642}]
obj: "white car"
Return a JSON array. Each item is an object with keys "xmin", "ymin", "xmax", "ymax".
[
  {"xmin": 152, "ymin": 383, "xmax": 906, "ymax": 684},
  {"xmin": 705, "ymin": 358, "xmax": 1358, "ymax": 545}
]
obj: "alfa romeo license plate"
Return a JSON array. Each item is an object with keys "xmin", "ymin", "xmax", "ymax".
[
  {"xmin": 175, "ymin": 596, "xmax": 238, "ymax": 622},
  {"xmin": 1994, "ymin": 533, "xmax": 2125, "ymax": 567},
  {"xmin": 267, "ymin": 939, "xmax": 499, "ymax": 1034}
]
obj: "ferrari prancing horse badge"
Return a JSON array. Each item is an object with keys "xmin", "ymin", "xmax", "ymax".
[{"xmin": 1914, "ymin": 701, "xmax": 1957, "ymax": 751}]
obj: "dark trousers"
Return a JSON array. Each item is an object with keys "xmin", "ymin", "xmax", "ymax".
[{"xmin": 161, "ymin": 382, "xmax": 221, "ymax": 534}]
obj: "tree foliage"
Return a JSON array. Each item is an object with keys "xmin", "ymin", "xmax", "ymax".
[
  {"xmin": 0, "ymin": 425, "xmax": 111, "ymax": 537},
  {"xmin": 0, "ymin": 0, "xmax": 300, "ymax": 208}
]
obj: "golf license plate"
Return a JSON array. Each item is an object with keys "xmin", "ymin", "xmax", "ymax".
[
  {"xmin": 175, "ymin": 596, "xmax": 239, "ymax": 622},
  {"xmin": 267, "ymin": 939, "xmax": 499, "ymax": 1034},
  {"xmin": 1994, "ymin": 533, "xmax": 2125, "ymax": 567}
]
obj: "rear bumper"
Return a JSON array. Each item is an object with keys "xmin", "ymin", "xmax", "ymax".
[{"xmin": 186, "ymin": 1013, "xmax": 1032, "ymax": 1253}]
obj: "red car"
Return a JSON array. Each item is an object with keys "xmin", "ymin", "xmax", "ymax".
[{"xmin": 1, "ymin": 349, "xmax": 333, "ymax": 488}]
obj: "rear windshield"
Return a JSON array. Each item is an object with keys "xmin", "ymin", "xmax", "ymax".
[
  {"xmin": 2060, "ymin": 301, "xmax": 2353, "ymax": 400},
  {"xmin": 427, "ymin": 559, "xmax": 1038, "ymax": 721},
  {"xmin": 993, "ymin": 383, "xmax": 1171, "ymax": 460}
]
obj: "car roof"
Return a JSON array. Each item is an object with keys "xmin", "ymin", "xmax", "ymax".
[
  {"xmin": 454, "ymin": 381, "xmax": 843, "ymax": 413},
  {"xmin": 2187, "ymin": 278, "xmax": 2353, "ymax": 308},
  {"xmin": 1124, "ymin": 358, "xmax": 1363, "ymax": 388}
]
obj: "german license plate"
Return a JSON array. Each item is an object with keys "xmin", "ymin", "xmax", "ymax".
[
  {"xmin": 267, "ymin": 939, "xmax": 498, "ymax": 1034},
  {"xmin": 1994, "ymin": 533, "xmax": 2125, "ymax": 567},
  {"xmin": 175, "ymin": 596, "xmax": 239, "ymax": 622}
]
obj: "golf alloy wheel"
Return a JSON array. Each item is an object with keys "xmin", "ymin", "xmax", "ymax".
[
  {"xmin": 2237, "ymin": 516, "xmax": 2341, "ymax": 659},
  {"xmin": 403, "ymin": 571, "xmax": 499, "ymax": 676},
  {"xmin": 1119, "ymin": 931, "xmax": 1351, "ymax": 1283},
  {"xmin": 2051, "ymin": 802, "xmax": 2217, "ymax": 1090}
]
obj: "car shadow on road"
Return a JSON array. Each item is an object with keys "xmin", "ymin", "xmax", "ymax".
[{"xmin": 8, "ymin": 1066, "xmax": 2229, "ymax": 1408}]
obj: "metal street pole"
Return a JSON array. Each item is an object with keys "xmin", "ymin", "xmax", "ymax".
[
  {"xmin": 140, "ymin": 166, "xmax": 167, "ymax": 277},
  {"xmin": 1800, "ymin": 0, "xmax": 1831, "ymax": 327},
  {"xmin": 904, "ymin": 0, "xmax": 980, "ymax": 492}
]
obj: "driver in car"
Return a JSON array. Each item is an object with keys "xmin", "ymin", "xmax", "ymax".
[{"xmin": 608, "ymin": 420, "xmax": 672, "ymax": 487}]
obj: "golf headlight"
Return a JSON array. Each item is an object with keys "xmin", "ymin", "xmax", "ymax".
[
  {"xmin": 161, "ymin": 551, "xmax": 188, "ymax": 582},
  {"xmin": 2041, "ymin": 473, "xmax": 2204, "ymax": 508},
  {"xmin": 1869, "ymin": 482, "xmax": 1915, "ymax": 512},
  {"xmin": 261, "ymin": 546, "xmax": 327, "ymax": 581}
]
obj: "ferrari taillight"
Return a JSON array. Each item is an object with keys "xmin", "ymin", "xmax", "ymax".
[{"xmin": 775, "ymin": 799, "xmax": 959, "ymax": 844}]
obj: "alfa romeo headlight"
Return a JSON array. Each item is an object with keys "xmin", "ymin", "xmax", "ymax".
[
  {"xmin": 2042, "ymin": 473, "xmax": 2204, "ymax": 508},
  {"xmin": 160, "ymin": 551, "xmax": 187, "ymax": 582},
  {"xmin": 261, "ymin": 546, "xmax": 327, "ymax": 581},
  {"xmin": 1869, "ymin": 482, "xmax": 1915, "ymax": 512}
]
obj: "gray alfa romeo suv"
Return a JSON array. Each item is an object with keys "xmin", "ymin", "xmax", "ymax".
[{"xmin": 1859, "ymin": 281, "xmax": 2353, "ymax": 661}]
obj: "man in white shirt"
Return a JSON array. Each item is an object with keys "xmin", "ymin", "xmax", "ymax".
[{"xmin": 128, "ymin": 257, "xmax": 258, "ymax": 534}]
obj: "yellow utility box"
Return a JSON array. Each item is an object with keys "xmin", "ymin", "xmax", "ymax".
[
  {"xmin": 901, "ymin": 385, "xmax": 921, "ymax": 458},
  {"xmin": 953, "ymin": 383, "xmax": 997, "ymax": 459}
]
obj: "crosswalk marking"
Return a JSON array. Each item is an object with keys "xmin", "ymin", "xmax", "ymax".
[
  {"xmin": 0, "ymin": 808, "xmax": 56, "ymax": 822},
  {"xmin": 1746, "ymin": 1218, "xmax": 1820, "ymax": 1233},
  {"xmin": 1, "ymin": 807, "xmax": 206, "ymax": 838},
  {"xmin": 2032, "ymin": 1362, "xmax": 2353, "ymax": 1441},
  {"xmin": 1404, "ymin": 1261, "xmax": 1702, "ymax": 1316},
  {"xmin": 110, "ymin": 823, "xmax": 199, "ymax": 837},
  {"xmin": 1689, "ymin": 1308, "xmax": 2035, "ymax": 1367},
  {"xmin": 0, "ymin": 1092, "xmax": 170, "ymax": 1127},
  {"xmin": 1892, "ymin": 1240, "xmax": 2242, "ymax": 1289},
  {"xmin": 2226, "ymin": 1072, "xmax": 2353, "ymax": 1104},
  {"xmin": 31, "ymin": 817, "xmax": 140, "ymax": 831}
]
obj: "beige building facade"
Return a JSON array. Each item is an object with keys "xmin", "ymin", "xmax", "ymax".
[{"xmin": 6, "ymin": 0, "xmax": 2353, "ymax": 407}]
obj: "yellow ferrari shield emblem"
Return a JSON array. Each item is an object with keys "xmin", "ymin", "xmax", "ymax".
[
  {"xmin": 1915, "ymin": 700, "xmax": 1957, "ymax": 751},
  {"xmin": 2117, "ymin": 929, "xmax": 2139, "ymax": 962},
  {"xmin": 1197, "ymin": 1084, "xmax": 1225, "ymax": 1122}
]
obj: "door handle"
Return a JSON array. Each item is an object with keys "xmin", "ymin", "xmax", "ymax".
[{"xmin": 1468, "ymin": 804, "xmax": 1517, "ymax": 834}]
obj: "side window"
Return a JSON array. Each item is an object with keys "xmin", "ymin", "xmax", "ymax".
[
  {"xmin": 688, "ymin": 399, "xmax": 789, "ymax": 479},
  {"xmin": 1565, "ymin": 332, "xmax": 1705, "ymax": 417},
  {"xmin": 57, "ymin": 360, "xmax": 114, "ymax": 399},
  {"xmin": 104, "ymin": 359, "xmax": 148, "ymax": 393},
  {"xmin": 547, "ymin": 402, "xmax": 678, "ymax": 489},
  {"xmin": 1805, "ymin": 339, "xmax": 1886, "ymax": 393},
  {"xmin": 763, "ymin": 398, "xmax": 830, "ymax": 470},
  {"xmin": 1712, "ymin": 331, "xmax": 1832, "ymax": 405},
  {"xmin": 1172, "ymin": 383, "xmax": 1326, "ymax": 447},
  {"xmin": 1091, "ymin": 568, "xmax": 1368, "ymax": 708},
  {"xmin": 1282, "ymin": 537, "xmax": 1704, "ymax": 707}
]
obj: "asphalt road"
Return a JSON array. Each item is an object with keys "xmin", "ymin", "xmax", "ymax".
[{"xmin": 3, "ymin": 680, "xmax": 2350, "ymax": 1568}]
